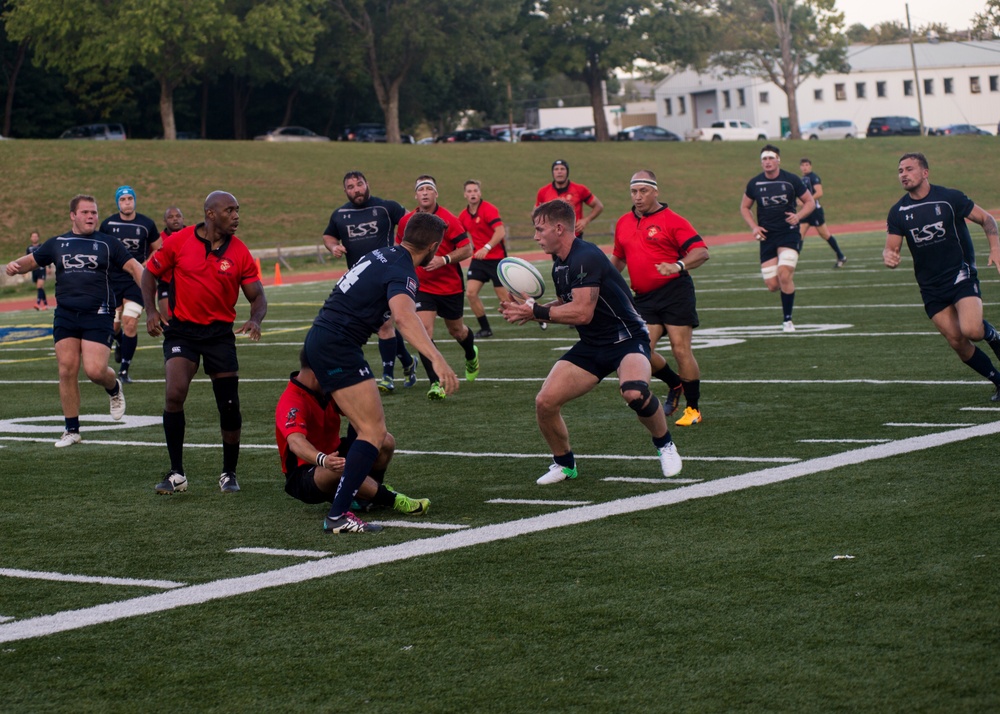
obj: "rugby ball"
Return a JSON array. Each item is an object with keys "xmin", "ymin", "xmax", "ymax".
[{"xmin": 498, "ymin": 257, "xmax": 545, "ymax": 299}]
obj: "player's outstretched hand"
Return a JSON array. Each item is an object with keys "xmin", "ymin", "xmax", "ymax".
[
  {"xmin": 435, "ymin": 360, "xmax": 460, "ymax": 395},
  {"xmin": 236, "ymin": 319, "xmax": 262, "ymax": 341},
  {"xmin": 500, "ymin": 298, "xmax": 532, "ymax": 326}
]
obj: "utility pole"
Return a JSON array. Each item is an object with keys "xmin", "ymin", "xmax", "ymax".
[{"xmin": 906, "ymin": 3, "xmax": 926, "ymax": 135}]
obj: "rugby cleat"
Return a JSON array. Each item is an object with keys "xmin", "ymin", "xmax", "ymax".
[
  {"xmin": 427, "ymin": 382, "xmax": 446, "ymax": 400},
  {"xmin": 474, "ymin": 328, "xmax": 493, "ymax": 338},
  {"xmin": 657, "ymin": 442, "xmax": 683, "ymax": 477},
  {"xmin": 402, "ymin": 357, "xmax": 417, "ymax": 388},
  {"xmin": 992, "ymin": 385, "xmax": 1000, "ymax": 402},
  {"xmin": 663, "ymin": 384, "xmax": 683, "ymax": 416},
  {"xmin": 394, "ymin": 493, "xmax": 430, "ymax": 515},
  {"xmin": 835, "ymin": 256, "xmax": 847, "ymax": 268},
  {"xmin": 323, "ymin": 512, "xmax": 383, "ymax": 534},
  {"xmin": 782, "ymin": 320, "xmax": 795, "ymax": 333},
  {"xmin": 465, "ymin": 345, "xmax": 480, "ymax": 381},
  {"xmin": 537, "ymin": 462, "xmax": 578, "ymax": 485},
  {"xmin": 54, "ymin": 431, "xmax": 82, "ymax": 448},
  {"xmin": 155, "ymin": 470, "xmax": 188, "ymax": 494},
  {"xmin": 118, "ymin": 369, "xmax": 133, "ymax": 385},
  {"xmin": 109, "ymin": 379, "xmax": 126, "ymax": 420},
  {"xmin": 675, "ymin": 406, "xmax": 702, "ymax": 427},
  {"xmin": 219, "ymin": 472, "xmax": 241, "ymax": 493},
  {"xmin": 376, "ymin": 376, "xmax": 395, "ymax": 393}
]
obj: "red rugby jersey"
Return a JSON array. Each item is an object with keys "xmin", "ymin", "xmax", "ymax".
[
  {"xmin": 275, "ymin": 373, "xmax": 341, "ymax": 475},
  {"xmin": 459, "ymin": 200, "xmax": 506, "ymax": 260},
  {"xmin": 396, "ymin": 205, "xmax": 469, "ymax": 295},
  {"xmin": 612, "ymin": 204, "xmax": 706, "ymax": 295},
  {"xmin": 535, "ymin": 181, "xmax": 594, "ymax": 236}
]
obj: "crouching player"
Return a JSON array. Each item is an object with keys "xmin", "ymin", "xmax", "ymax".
[{"xmin": 276, "ymin": 358, "xmax": 430, "ymax": 518}]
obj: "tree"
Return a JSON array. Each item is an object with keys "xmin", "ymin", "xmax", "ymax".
[
  {"xmin": 972, "ymin": 0, "xmax": 1000, "ymax": 39},
  {"xmin": 713, "ymin": 0, "xmax": 847, "ymax": 140}
]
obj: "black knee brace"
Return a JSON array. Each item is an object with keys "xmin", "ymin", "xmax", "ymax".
[
  {"xmin": 212, "ymin": 376, "xmax": 242, "ymax": 431},
  {"xmin": 621, "ymin": 380, "xmax": 660, "ymax": 418}
]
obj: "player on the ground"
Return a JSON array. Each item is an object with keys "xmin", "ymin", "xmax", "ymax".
[
  {"xmin": 155, "ymin": 206, "xmax": 185, "ymax": 320},
  {"xmin": 799, "ymin": 158, "xmax": 847, "ymax": 268},
  {"xmin": 396, "ymin": 175, "xmax": 479, "ymax": 399},
  {"xmin": 500, "ymin": 199, "xmax": 682, "ymax": 484},
  {"xmin": 142, "ymin": 190, "xmax": 267, "ymax": 495},
  {"xmin": 740, "ymin": 145, "xmax": 815, "ymax": 333},
  {"xmin": 535, "ymin": 159, "xmax": 603, "ymax": 238},
  {"xmin": 460, "ymin": 179, "xmax": 508, "ymax": 338},
  {"xmin": 304, "ymin": 211, "xmax": 459, "ymax": 533},
  {"xmin": 276, "ymin": 356, "xmax": 430, "ymax": 515},
  {"xmin": 100, "ymin": 185, "xmax": 160, "ymax": 384},
  {"xmin": 322, "ymin": 170, "xmax": 416, "ymax": 392},
  {"xmin": 612, "ymin": 170, "xmax": 710, "ymax": 427},
  {"xmin": 884, "ymin": 152, "xmax": 1000, "ymax": 402},
  {"xmin": 26, "ymin": 231, "xmax": 51, "ymax": 310},
  {"xmin": 5, "ymin": 195, "xmax": 142, "ymax": 447}
]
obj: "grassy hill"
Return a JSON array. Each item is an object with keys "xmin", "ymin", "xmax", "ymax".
[{"xmin": 1, "ymin": 136, "xmax": 998, "ymax": 258}]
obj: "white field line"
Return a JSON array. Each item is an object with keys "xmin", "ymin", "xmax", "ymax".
[
  {"xmin": 799, "ymin": 439, "xmax": 892, "ymax": 443},
  {"xmin": 884, "ymin": 422, "xmax": 976, "ymax": 427},
  {"xmin": 228, "ymin": 548, "xmax": 329, "ymax": 558},
  {"xmin": 1, "ymin": 421, "xmax": 998, "ymax": 644},
  {"xmin": 367, "ymin": 521, "xmax": 469, "ymax": 530},
  {"xmin": 960, "ymin": 407, "xmax": 1000, "ymax": 411},
  {"xmin": 486, "ymin": 498, "xmax": 593, "ymax": 506},
  {"xmin": 0, "ymin": 616, "xmax": 13, "ymax": 623},
  {"xmin": 603, "ymin": 477, "xmax": 702, "ymax": 484},
  {"xmin": 0, "ymin": 568, "xmax": 186, "ymax": 590}
]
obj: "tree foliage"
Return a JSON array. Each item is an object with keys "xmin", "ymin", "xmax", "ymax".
[{"xmin": 972, "ymin": 0, "xmax": 1000, "ymax": 39}]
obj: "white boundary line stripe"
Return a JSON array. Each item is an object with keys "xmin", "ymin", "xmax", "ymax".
[
  {"xmin": 0, "ymin": 616, "xmax": 13, "ymax": 624},
  {"xmin": 367, "ymin": 521, "xmax": 469, "ymax": 530},
  {"xmin": 960, "ymin": 407, "xmax": 1000, "ymax": 411},
  {"xmin": 487, "ymin": 498, "xmax": 592, "ymax": 506},
  {"xmin": 1, "ymin": 421, "xmax": 998, "ymax": 644},
  {"xmin": 799, "ymin": 439, "xmax": 892, "ymax": 443},
  {"xmin": 0, "ymin": 568, "xmax": 186, "ymax": 590},
  {"xmin": 602, "ymin": 477, "xmax": 702, "ymax": 484},
  {"xmin": 228, "ymin": 548, "xmax": 329, "ymax": 558},
  {"xmin": 885, "ymin": 422, "xmax": 976, "ymax": 427}
]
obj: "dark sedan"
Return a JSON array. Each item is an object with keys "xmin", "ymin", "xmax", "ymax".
[
  {"xmin": 520, "ymin": 127, "xmax": 596, "ymax": 142},
  {"xmin": 616, "ymin": 125, "xmax": 681, "ymax": 141},
  {"xmin": 435, "ymin": 128, "xmax": 501, "ymax": 143},
  {"xmin": 929, "ymin": 124, "xmax": 992, "ymax": 136}
]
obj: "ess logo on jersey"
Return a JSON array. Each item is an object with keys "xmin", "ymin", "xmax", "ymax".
[
  {"xmin": 347, "ymin": 221, "xmax": 379, "ymax": 237},
  {"xmin": 61, "ymin": 254, "xmax": 98, "ymax": 269},
  {"xmin": 909, "ymin": 222, "xmax": 946, "ymax": 243},
  {"xmin": 760, "ymin": 195, "xmax": 789, "ymax": 207}
]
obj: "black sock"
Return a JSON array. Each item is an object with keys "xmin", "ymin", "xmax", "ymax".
[
  {"xmin": 652, "ymin": 431, "xmax": 671, "ymax": 449},
  {"xmin": 983, "ymin": 320, "xmax": 1000, "ymax": 345},
  {"xmin": 420, "ymin": 352, "xmax": 438, "ymax": 384},
  {"xmin": 963, "ymin": 347, "xmax": 1000, "ymax": 385},
  {"xmin": 222, "ymin": 440, "xmax": 239, "ymax": 474},
  {"xmin": 163, "ymin": 410, "xmax": 185, "ymax": 472},
  {"xmin": 369, "ymin": 467, "xmax": 386, "ymax": 485},
  {"xmin": 105, "ymin": 381, "xmax": 120, "ymax": 396},
  {"xmin": 373, "ymin": 484, "xmax": 396, "ymax": 508},
  {"xmin": 653, "ymin": 364, "xmax": 682, "ymax": 389},
  {"xmin": 828, "ymin": 235, "xmax": 844, "ymax": 259},
  {"xmin": 681, "ymin": 379, "xmax": 700, "ymax": 410},
  {"xmin": 395, "ymin": 333, "xmax": 413, "ymax": 368},
  {"xmin": 781, "ymin": 291, "xmax": 795, "ymax": 322},
  {"xmin": 378, "ymin": 338, "xmax": 396, "ymax": 379},
  {"xmin": 37, "ymin": 288, "xmax": 45, "ymax": 302},
  {"xmin": 477, "ymin": 315, "xmax": 491, "ymax": 331},
  {"xmin": 554, "ymin": 451, "xmax": 575, "ymax": 469},
  {"xmin": 457, "ymin": 327, "xmax": 476, "ymax": 360},
  {"xmin": 65, "ymin": 416, "xmax": 80, "ymax": 433},
  {"xmin": 120, "ymin": 333, "xmax": 138, "ymax": 366}
]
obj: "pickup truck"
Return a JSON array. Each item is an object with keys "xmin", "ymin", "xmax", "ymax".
[{"xmin": 684, "ymin": 120, "xmax": 768, "ymax": 141}]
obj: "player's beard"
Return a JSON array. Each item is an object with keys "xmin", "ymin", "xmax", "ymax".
[{"xmin": 351, "ymin": 189, "xmax": 371, "ymax": 206}]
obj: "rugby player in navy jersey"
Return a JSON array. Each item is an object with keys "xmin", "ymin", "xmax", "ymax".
[
  {"xmin": 322, "ymin": 171, "xmax": 416, "ymax": 393},
  {"xmin": 5, "ymin": 195, "xmax": 144, "ymax": 447},
  {"xmin": 884, "ymin": 152, "xmax": 1000, "ymax": 402},
  {"xmin": 100, "ymin": 185, "xmax": 160, "ymax": 383},
  {"xmin": 798, "ymin": 158, "xmax": 847, "ymax": 268},
  {"xmin": 304, "ymin": 211, "xmax": 459, "ymax": 533},
  {"xmin": 26, "ymin": 230, "xmax": 50, "ymax": 310},
  {"xmin": 500, "ymin": 199, "xmax": 682, "ymax": 484},
  {"xmin": 740, "ymin": 145, "xmax": 815, "ymax": 332}
]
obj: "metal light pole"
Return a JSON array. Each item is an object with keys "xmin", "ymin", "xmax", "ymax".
[{"xmin": 906, "ymin": 3, "xmax": 926, "ymax": 134}]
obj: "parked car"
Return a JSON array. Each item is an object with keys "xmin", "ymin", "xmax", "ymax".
[
  {"xmin": 616, "ymin": 125, "xmax": 681, "ymax": 142},
  {"xmin": 520, "ymin": 127, "xmax": 596, "ymax": 142},
  {"xmin": 496, "ymin": 127, "xmax": 526, "ymax": 142},
  {"xmin": 684, "ymin": 120, "xmax": 767, "ymax": 141},
  {"xmin": 416, "ymin": 136, "xmax": 436, "ymax": 145},
  {"xmin": 866, "ymin": 116, "xmax": 922, "ymax": 137},
  {"xmin": 254, "ymin": 126, "xmax": 330, "ymax": 142},
  {"xmin": 928, "ymin": 124, "xmax": 991, "ymax": 136},
  {"xmin": 337, "ymin": 123, "xmax": 414, "ymax": 143},
  {"xmin": 59, "ymin": 123, "xmax": 126, "ymax": 140},
  {"xmin": 787, "ymin": 119, "xmax": 858, "ymax": 140},
  {"xmin": 435, "ymin": 128, "xmax": 502, "ymax": 143}
]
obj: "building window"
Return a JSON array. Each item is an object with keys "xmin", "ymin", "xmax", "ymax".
[
  {"xmin": 722, "ymin": 89, "xmax": 731, "ymax": 109},
  {"xmin": 759, "ymin": 91, "xmax": 769, "ymax": 104},
  {"xmin": 970, "ymin": 76, "xmax": 981, "ymax": 94},
  {"xmin": 665, "ymin": 98, "xmax": 673, "ymax": 116},
  {"xmin": 876, "ymin": 81, "xmax": 887, "ymax": 98},
  {"xmin": 835, "ymin": 83, "xmax": 846, "ymax": 100},
  {"xmin": 904, "ymin": 79, "xmax": 913, "ymax": 96},
  {"xmin": 737, "ymin": 88, "xmax": 746, "ymax": 107},
  {"xmin": 944, "ymin": 78, "xmax": 953, "ymax": 94},
  {"xmin": 924, "ymin": 78, "xmax": 933, "ymax": 95},
  {"xmin": 814, "ymin": 88, "xmax": 823, "ymax": 101},
  {"xmin": 856, "ymin": 82, "xmax": 866, "ymax": 99},
  {"xmin": 678, "ymin": 96, "xmax": 686, "ymax": 115},
  {"xmin": 991, "ymin": 75, "xmax": 999, "ymax": 92}
]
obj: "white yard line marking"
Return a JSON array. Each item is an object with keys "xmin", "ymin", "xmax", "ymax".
[
  {"xmin": 1, "ymin": 421, "xmax": 999, "ymax": 644},
  {"xmin": 0, "ymin": 616, "xmax": 13, "ymax": 623},
  {"xmin": 487, "ymin": 499, "xmax": 592, "ymax": 506},
  {"xmin": 228, "ymin": 548, "xmax": 330, "ymax": 558},
  {"xmin": 0, "ymin": 568, "xmax": 186, "ymax": 590},
  {"xmin": 960, "ymin": 407, "xmax": 1000, "ymax": 411},
  {"xmin": 884, "ymin": 423, "xmax": 976, "ymax": 428},
  {"xmin": 602, "ymin": 477, "xmax": 703, "ymax": 484},
  {"xmin": 799, "ymin": 439, "xmax": 892, "ymax": 443},
  {"xmin": 367, "ymin": 521, "xmax": 469, "ymax": 530}
]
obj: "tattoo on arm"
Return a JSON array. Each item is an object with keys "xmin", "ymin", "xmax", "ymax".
[{"xmin": 984, "ymin": 214, "xmax": 999, "ymax": 241}]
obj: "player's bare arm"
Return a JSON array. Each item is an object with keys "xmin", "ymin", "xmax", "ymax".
[
  {"xmin": 323, "ymin": 234, "xmax": 346, "ymax": 259},
  {"xmin": 968, "ymin": 206, "xmax": 1000, "ymax": 272},
  {"xmin": 236, "ymin": 280, "xmax": 267, "ymax": 341},
  {"xmin": 656, "ymin": 246, "xmax": 710, "ymax": 276},
  {"xmin": 740, "ymin": 195, "xmax": 765, "ymax": 240},
  {"xmin": 389, "ymin": 294, "xmax": 459, "ymax": 395},
  {"xmin": 786, "ymin": 190, "xmax": 815, "ymax": 226},
  {"xmin": 578, "ymin": 195, "xmax": 604, "ymax": 232},
  {"xmin": 474, "ymin": 225, "xmax": 506, "ymax": 260},
  {"xmin": 506, "ymin": 286, "xmax": 597, "ymax": 327},
  {"xmin": 5, "ymin": 254, "xmax": 37, "ymax": 276},
  {"xmin": 426, "ymin": 239, "xmax": 472, "ymax": 271},
  {"xmin": 883, "ymin": 234, "xmax": 904, "ymax": 269},
  {"xmin": 141, "ymin": 269, "xmax": 166, "ymax": 336},
  {"xmin": 286, "ymin": 432, "xmax": 346, "ymax": 473}
]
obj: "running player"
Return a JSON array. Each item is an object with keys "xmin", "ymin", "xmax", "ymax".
[
  {"xmin": 884, "ymin": 152, "xmax": 1000, "ymax": 402},
  {"xmin": 500, "ymin": 199, "xmax": 682, "ymax": 484},
  {"xmin": 740, "ymin": 145, "xmax": 815, "ymax": 333},
  {"xmin": 100, "ymin": 185, "xmax": 160, "ymax": 383},
  {"xmin": 396, "ymin": 175, "xmax": 479, "ymax": 399},
  {"xmin": 322, "ymin": 171, "xmax": 416, "ymax": 392},
  {"xmin": 799, "ymin": 158, "xmax": 847, "ymax": 268},
  {"xmin": 460, "ymin": 179, "xmax": 508, "ymax": 338},
  {"xmin": 535, "ymin": 159, "xmax": 603, "ymax": 238},
  {"xmin": 25, "ymin": 231, "xmax": 49, "ymax": 310}
]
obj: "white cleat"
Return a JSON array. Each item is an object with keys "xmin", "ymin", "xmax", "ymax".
[
  {"xmin": 54, "ymin": 431, "xmax": 82, "ymax": 448},
  {"xmin": 537, "ymin": 462, "xmax": 578, "ymax": 485},
  {"xmin": 782, "ymin": 320, "xmax": 795, "ymax": 333},
  {"xmin": 109, "ymin": 379, "xmax": 126, "ymax": 420},
  {"xmin": 657, "ymin": 442, "xmax": 683, "ymax": 477}
]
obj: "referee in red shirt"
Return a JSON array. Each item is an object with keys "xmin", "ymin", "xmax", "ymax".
[
  {"xmin": 611, "ymin": 170, "xmax": 709, "ymax": 427},
  {"xmin": 142, "ymin": 191, "xmax": 267, "ymax": 495},
  {"xmin": 534, "ymin": 159, "xmax": 603, "ymax": 238}
]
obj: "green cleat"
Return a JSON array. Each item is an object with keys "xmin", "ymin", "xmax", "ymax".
[
  {"xmin": 376, "ymin": 376, "xmax": 395, "ymax": 393},
  {"xmin": 393, "ymin": 493, "xmax": 430, "ymax": 515},
  {"xmin": 465, "ymin": 344, "xmax": 480, "ymax": 381},
  {"xmin": 427, "ymin": 382, "xmax": 446, "ymax": 400}
]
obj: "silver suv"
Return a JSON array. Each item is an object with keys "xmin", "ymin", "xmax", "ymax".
[{"xmin": 59, "ymin": 123, "xmax": 126, "ymax": 140}]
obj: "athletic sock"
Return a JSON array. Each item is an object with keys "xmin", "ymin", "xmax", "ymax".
[
  {"xmin": 420, "ymin": 352, "xmax": 438, "ymax": 384},
  {"xmin": 120, "ymin": 333, "xmax": 138, "ymax": 365},
  {"xmin": 828, "ymin": 235, "xmax": 844, "ymax": 259},
  {"xmin": 681, "ymin": 379, "xmax": 700, "ymax": 410},
  {"xmin": 372, "ymin": 484, "xmax": 396, "ymax": 508},
  {"xmin": 378, "ymin": 337, "xmax": 396, "ymax": 379},
  {"xmin": 395, "ymin": 333, "xmax": 414, "ymax": 368},
  {"xmin": 37, "ymin": 288, "xmax": 45, "ymax": 302},
  {"xmin": 105, "ymin": 380, "xmax": 121, "ymax": 397},
  {"xmin": 963, "ymin": 346, "xmax": 1000, "ymax": 385},
  {"xmin": 652, "ymin": 431, "xmax": 672, "ymax": 449},
  {"xmin": 163, "ymin": 410, "xmax": 186, "ymax": 472},
  {"xmin": 328, "ymin": 440, "xmax": 380, "ymax": 519},
  {"xmin": 983, "ymin": 320, "xmax": 1000, "ymax": 357},
  {"xmin": 222, "ymin": 440, "xmax": 240, "ymax": 474},
  {"xmin": 65, "ymin": 416, "xmax": 80, "ymax": 433},
  {"xmin": 554, "ymin": 451, "xmax": 575, "ymax": 470},
  {"xmin": 457, "ymin": 327, "xmax": 476, "ymax": 360},
  {"xmin": 781, "ymin": 291, "xmax": 795, "ymax": 322},
  {"xmin": 653, "ymin": 364, "xmax": 682, "ymax": 389},
  {"xmin": 477, "ymin": 315, "xmax": 491, "ymax": 331},
  {"xmin": 369, "ymin": 466, "xmax": 386, "ymax": 485}
]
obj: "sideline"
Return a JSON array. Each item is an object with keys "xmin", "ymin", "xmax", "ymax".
[{"xmin": 1, "ymin": 420, "xmax": 998, "ymax": 643}]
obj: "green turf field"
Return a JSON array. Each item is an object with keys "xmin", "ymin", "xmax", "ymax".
[{"xmin": 1, "ymin": 232, "xmax": 998, "ymax": 712}]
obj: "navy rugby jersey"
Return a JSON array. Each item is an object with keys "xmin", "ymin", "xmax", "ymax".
[
  {"xmin": 744, "ymin": 169, "xmax": 808, "ymax": 237},
  {"xmin": 552, "ymin": 238, "xmax": 648, "ymax": 346},
  {"xmin": 323, "ymin": 197, "xmax": 406, "ymax": 268},
  {"xmin": 886, "ymin": 184, "xmax": 976, "ymax": 290},
  {"xmin": 31, "ymin": 232, "xmax": 133, "ymax": 314},
  {"xmin": 311, "ymin": 245, "xmax": 418, "ymax": 346},
  {"xmin": 100, "ymin": 212, "xmax": 159, "ymax": 291},
  {"xmin": 800, "ymin": 171, "xmax": 822, "ymax": 209}
]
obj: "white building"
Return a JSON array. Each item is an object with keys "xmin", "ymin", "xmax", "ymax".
[{"xmin": 653, "ymin": 40, "xmax": 1000, "ymax": 137}]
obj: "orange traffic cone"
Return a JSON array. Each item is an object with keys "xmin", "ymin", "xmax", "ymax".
[
  {"xmin": 274, "ymin": 263, "xmax": 283, "ymax": 286},
  {"xmin": 255, "ymin": 257, "xmax": 262, "ymax": 278}
]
